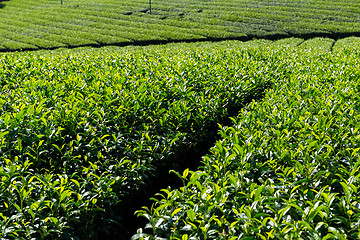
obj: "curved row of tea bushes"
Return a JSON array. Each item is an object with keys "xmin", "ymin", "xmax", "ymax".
[
  {"xmin": 1, "ymin": 0, "xmax": 360, "ymax": 51},
  {"xmin": 134, "ymin": 41, "xmax": 360, "ymax": 239},
  {"xmin": 0, "ymin": 40, "xmax": 279, "ymax": 239}
]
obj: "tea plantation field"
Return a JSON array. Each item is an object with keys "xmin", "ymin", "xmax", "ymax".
[
  {"xmin": 1, "ymin": 0, "xmax": 360, "ymax": 51},
  {"xmin": 2, "ymin": 0, "xmax": 360, "ymax": 239},
  {"xmin": 1, "ymin": 36, "xmax": 360, "ymax": 239}
]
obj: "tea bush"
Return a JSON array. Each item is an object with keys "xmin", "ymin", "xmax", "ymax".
[
  {"xmin": 134, "ymin": 39, "xmax": 360, "ymax": 239},
  {"xmin": 0, "ymin": 40, "xmax": 275, "ymax": 239}
]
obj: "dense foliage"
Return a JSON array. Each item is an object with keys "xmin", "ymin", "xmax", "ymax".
[
  {"xmin": 1, "ymin": 34, "xmax": 360, "ymax": 239},
  {"xmin": 0, "ymin": 0, "xmax": 360, "ymax": 51},
  {"xmin": 0, "ymin": 40, "xmax": 273, "ymax": 239},
  {"xmin": 134, "ymin": 38, "xmax": 360, "ymax": 239}
]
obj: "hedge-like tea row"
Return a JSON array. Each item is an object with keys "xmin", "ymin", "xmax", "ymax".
[
  {"xmin": 134, "ymin": 40, "xmax": 360, "ymax": 239},
  {"xmin": 1, "ymin": 0, "xmax": 360, "ymax": 51},
  {"xmin": 0, "ymin": 40, "xmax": 278, "ymax": 239}
]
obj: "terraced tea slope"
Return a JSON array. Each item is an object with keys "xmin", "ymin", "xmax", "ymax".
[{"xmin": 1, "ymin": 0, "xmax": 360, "ymax": 51}]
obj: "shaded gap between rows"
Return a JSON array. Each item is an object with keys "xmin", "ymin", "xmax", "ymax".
[
  {"xmin": 1, "ymin": 31, "xmax": 360, "ymax": 53},
  {"xmin": 83, "ymin": 82, "xmax": 273, "ymax": 240}
]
